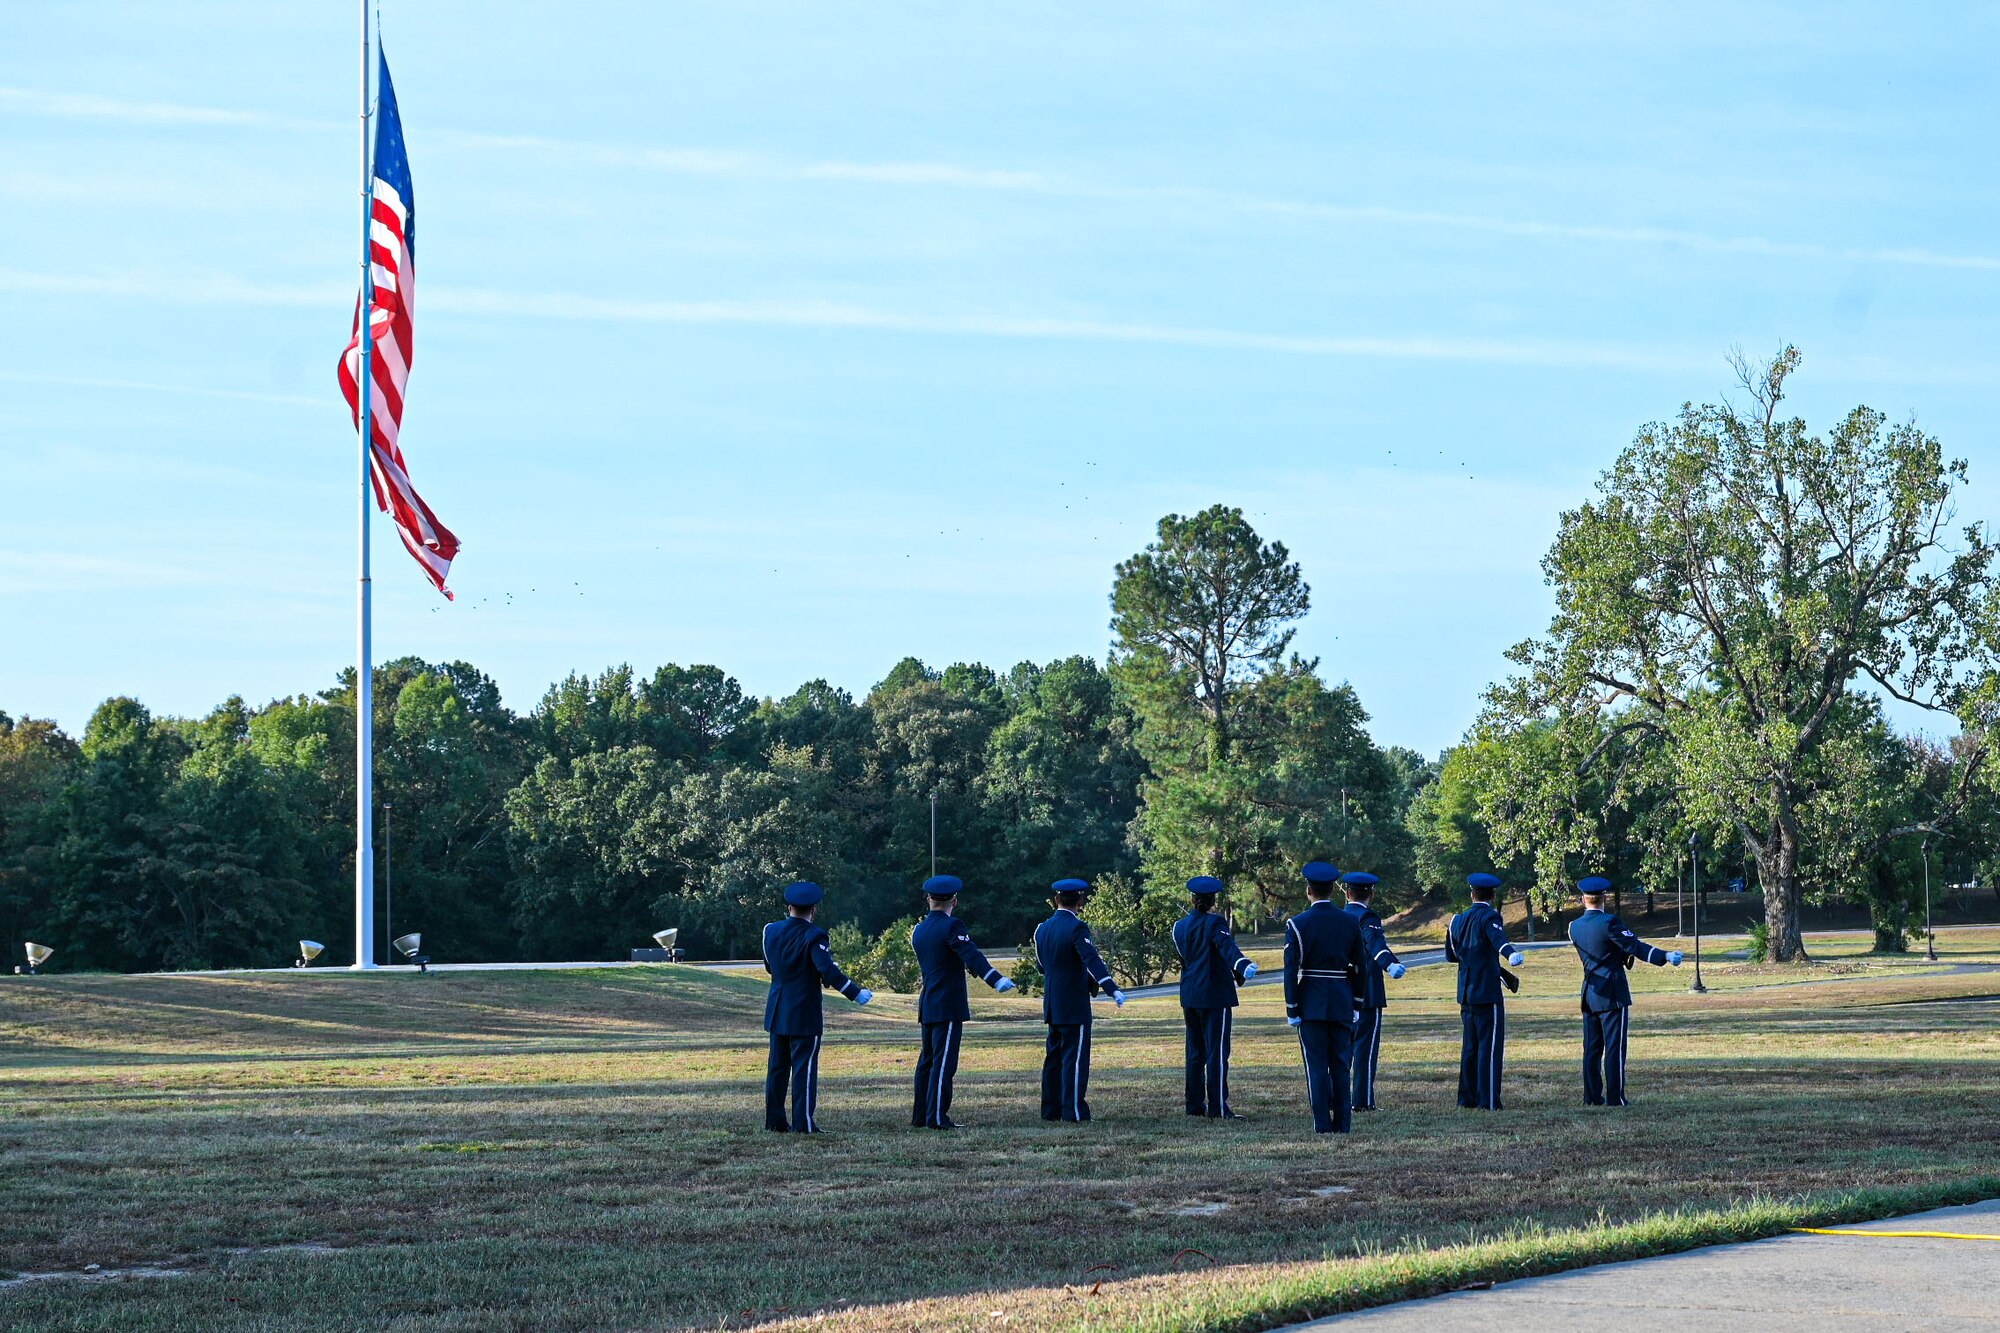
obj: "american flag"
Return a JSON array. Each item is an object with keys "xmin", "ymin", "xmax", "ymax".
[{"xmin": 338, "ymin": 50, "xmax": 459, "ymax": 598}]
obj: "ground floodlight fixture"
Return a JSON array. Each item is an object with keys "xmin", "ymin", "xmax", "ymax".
[
  {"xmin": 393, "ymin": 932, "xmax": 431, "ymax": 975},
  {"xmin": 653, "ymin": 928, "xmax": 678, "ymax": 950},
  {"xmin": 22, "ymin": 942, "xmax": 53, "ymax": 975},
  {"xmin": 296, "ymin": 940, "xmax": 325, "ymax": 969}
]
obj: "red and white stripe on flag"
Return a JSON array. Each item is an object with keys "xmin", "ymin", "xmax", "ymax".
[{"xmin": 338, "ymin": 176, "xmax": 460, "ymax": 598}]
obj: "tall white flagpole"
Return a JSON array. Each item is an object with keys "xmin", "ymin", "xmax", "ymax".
[{"xmin": 353, "ymin": 0, "xmax": 377, "ymax": 969}]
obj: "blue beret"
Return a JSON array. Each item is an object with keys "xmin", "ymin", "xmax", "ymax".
[
  {"xmin": 783, "ymin": 880, "xmax": 823, "ymax": 907},
  {"xmin": 1341, "ymin": 871, "xmax": 1379, "ymax": 887},
  {"xmin": 1051, "ymin": 878, "xmax": 1091, "ymax": 894},
  {"xmin": 1578, "ymin": 876, "xmax": 1613, "ymax": 895},
  {"xmin": 1186, "ymin": 876, "xmax": 1224, "ymax": 895},
  {"xmin": 923, "ymin": 875, "xmax": 963, "ymax": 896},
  {"xmin": 1301, "ymin": 861, "xmax": 1340, "ymax": 884},
  {"xmin": 1466, "ymin": 873, "xmax": 1503, "ymax": 891}
]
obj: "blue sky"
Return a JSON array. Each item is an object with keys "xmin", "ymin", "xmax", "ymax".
[{"xmin": 4, "ymin": 2, "xmax": 1996, "ymax": 754}]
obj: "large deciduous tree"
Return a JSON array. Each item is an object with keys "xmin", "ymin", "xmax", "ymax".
[{"xmin": 1489, "ymin": 348, "xmax": 1997, "ymax": 961}]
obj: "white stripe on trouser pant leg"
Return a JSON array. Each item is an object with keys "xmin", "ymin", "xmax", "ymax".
[
  {"xmin": 1615, "ymin": 1009, "xmax": 1628, "ymax": 1105},
  {"xmin": 1071, "ymin": 1023, "xmax": 1088, "ymax": 1119},
  {"xmin": 805, "ymin": 1035, "xmax": 821, "ymax": 1131},
  {"xmin": 1220, "ymin": 1008, "xmax": 1232, "ymax": 1114},
  {"xmin": 1367, "ymin": 1012, "xmax": 1382, "ymax": 1106},
  {"xmin": 1207, "ymin": 1012, "xmax": 1222, "ymax": 1114},
  {"xmin": 933, "ymin": 1021, "xmax": 958, "ymax": 1124},
  {"xmin": 1373, "ymin": 1013, "xmax": 1384, "ymax": 1103},
  {"xmin": 1297, "ymin": 1029, "xmax": 1312, "ymax": 1114},
  {"xmin": 1486, "ymin": 1005, "xmax": 1500, "ymax": 1109}
]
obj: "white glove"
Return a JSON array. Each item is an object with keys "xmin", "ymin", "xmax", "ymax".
[
  {"xmin": 995, "ymin": 977, "xmax": 1017, "ymax": 992},
  {"xmin": 1505, "ymin": 951, "xmax": 1526, "ymax": 968},
  {"xmin": 1667, "ymin": 950, "xmax": 1684, "ymax": 966},
  {"xmin": 1112, "ymin": 991, "xmax": 1126, "ymax": 1008},
  {"xmin": 854, "ymin": 988, "xmax": 874, "ymax": 1005},
  {"xmin": 1242, "ymin": 962, "xmax": 1259, "ymax": 979},
  {"xmin": 1387, "ymin": 963, "xmax": 1407, "ymax": 980},
  {"xmin": 1287, "ymin": 1016, "xmax": 1303, "ymax": 1028}
]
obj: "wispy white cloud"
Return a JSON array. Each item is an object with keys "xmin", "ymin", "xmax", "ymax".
[
  {"xmin": 11, "ymin": 85, "xmax": 1999, "ymax": 275},
  {"xmin": 0, "ymin": 86, "xmax": 328, "ymax": 132},
  {"xmin": 431, "ymin": 286, "xmax": 1703, "ymax": 370},
  {"xmin": 0, "ymin": 267, "xmax": 347, "ymax": 307},
  {"xmin": 0, "ymin": 265, "xmax": 1698, "ymax": 371},
  {"xmin": 0, "ymin": 548, "xmax": 215, "ymax": 591},
  {"xmin": 0, "ymin": 369, "xmax": 327, "ymax": 408}
]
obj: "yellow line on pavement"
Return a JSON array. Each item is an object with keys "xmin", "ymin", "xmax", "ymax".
[{"xmin": 1792, "ymin": 1228, "xmax": 2000, "ymax": 1241}]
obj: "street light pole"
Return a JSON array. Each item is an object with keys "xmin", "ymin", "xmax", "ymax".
[
  {"xmin": 929, "ymin": 788, "xmax": 938, "ymax": 879},
  {"xmin": 1923, "ymin": 834, "xmax": 1937, "ymax": 962},
  {"xmin": 1689, "ymin": 831, "xmax": 1707, "ymax": 994},
  {"xmin": 1676, "ymin": 855, "xmax": 1685, "ymax": 938},
  {"xmin": 383, "ymin": 801, "xmax": 393, "ymax": 966}
]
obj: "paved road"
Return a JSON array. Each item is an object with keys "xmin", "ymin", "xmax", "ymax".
[{"xmin": 1286, "ymin": 1197, "xmax": 2000, "ymax": 1331}]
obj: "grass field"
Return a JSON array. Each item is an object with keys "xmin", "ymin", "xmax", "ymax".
[{"xmin": 2, "ymin": 941, "xmax": 1997, "ymax": 1331}]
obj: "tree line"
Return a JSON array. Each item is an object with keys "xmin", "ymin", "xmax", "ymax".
[
  {"xmin": 5, "ymin": 349, "xmax": 1997, "ymax": 973},
  {"xmin": 0, "ymin": 505, "xmax": 1422, "ymax": 972}
]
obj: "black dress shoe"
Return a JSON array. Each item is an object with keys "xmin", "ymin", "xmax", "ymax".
[
  {"xmin": 1217, "ymin": 1111, "xmax": 1247, "ymax": 1120},
  {"xmin": 934, "ymin": 1117, "xmax": 958, "ymax": 1130}
]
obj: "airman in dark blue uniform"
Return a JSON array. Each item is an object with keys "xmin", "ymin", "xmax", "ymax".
[
  {"xmin": 1568, "ymin": 876, "xmax": 1682, "ymax": 1106},
  {"xmin": 762, "ymin": 881, "xmax": 872, "ymax": 1133},
  {"xmin": 1340, "ymin": 871, "xmax": 1407, "ymax": 1112},
  {"xmin": 1033, "ymin": 878, "xmax": 1125, "ymax": 1122},
  {"xmin": 1445, "ymin": 872, "xmax": 1526, "ymax": 1111},
  {"xmin": 909, "ymin": 873, "xmax": 1016, "ymax": 1129},
  {"xmin": 1173, "ymin": 875, "xmax": 1257, "ymax": 1118},
  {"xmin": 1282, "ymin": 861, "xmax": 1371, "ymax": 1133}
]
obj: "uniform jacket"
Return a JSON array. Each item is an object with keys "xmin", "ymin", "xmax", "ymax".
[
  {"xmin": 1568, "ymin": 909, "xmax": 1670, "ymax": 1012},
  {"xmin": 762, "ymin": 915, "xmax": 861, "ymax": 1036},
  {"xmin": 1033, "ymin": 909, "xmax": 1118, "ymax": 1026},
  {"xmin": 1173, "ymin": 909, "xmax": 1253, "ymax": 1010},
  {"xmin": 1342, "ymin": 901, "xmax": 1403, "ymax": 1009},
  {"xmin": 1445, "ymin": 901, "xmax": 1515, "ymax": 1006},
  {"xmin": 1281, "ymin": 900, "xmax": 1368, "ymax": 1027},
  {"xmin": 911, "ymin": 909, "xmax": 1004, "ymax": 1024}
]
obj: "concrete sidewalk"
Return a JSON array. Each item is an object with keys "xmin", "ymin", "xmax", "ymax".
[{"xmin": 1289, "ymin": 1197, "xmax": 2000, "ymax": 1331}]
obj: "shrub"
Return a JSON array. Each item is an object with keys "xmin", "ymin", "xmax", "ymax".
[
  {"xmin": 1008, "ymin": 941, "xmax": 1045, "ymax": 995},
  {"xmin": 1081, "ymin": 873, "xmax": 1185, "ymax": 987},
  {"xmin": 851, "ymin": 916, "xmax": 923, "ymax": 993}
]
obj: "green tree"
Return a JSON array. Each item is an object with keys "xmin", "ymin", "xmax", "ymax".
[
  {"xmin": 981, "ymin": 656, "xmax": 1144, "ymax": 937},
  {"xmin": 1111, "ymin": 510, "xmax": 1408, "ymax": 921},
  {"xmin": 1487, "ymin": 348, "xmax": 1998, "ymax": 960},
  {"xmin": 1080, "ymin": 873, "xmax": 1183, "ymax": 986},
  {"xmin": 1111, "ymin": 504, "xmax": 1309, "ymax": 777},
  {"xmin": 0, "ymin": 713, "xmax": 79, "ymax": 964}
]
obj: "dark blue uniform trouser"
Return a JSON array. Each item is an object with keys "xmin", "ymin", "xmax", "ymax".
[
  {"xmin": 1295, "ymin": 1019, "xmax": 1355, "ymax": 1133},
  {"xmin": 1041, "ymin": 1021, "xmax": 1093, "ymax": 1121},
  {"xmin": 1182, "ymin": 1006, "xmax": 1233, "ymax": 1116},
  {"xmin": 912, "ymin": 1019, "xmax": 964, "ymax": 1127},
  {"xmin": 1457, "ymin": 1002, "xmax": 1504, "ymax": 1110},
  {"xmin": 1351, "ymin": 1006, "xmax": 1385, "ymax": 1110},
  {"xmin": 1583, "ymin": 1007, "xmax": 1631, "ymax": 1106},
  {"xmin": 765, "ymin": 1032, "xmax": 822, "ymax": 1132}
]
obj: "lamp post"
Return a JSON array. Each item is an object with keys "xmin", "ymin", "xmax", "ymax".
[
  {"xmin": 1923, "ymin": 833, "xmax": 1937, "ymax": 962},
  {"xmin": 1676, "ymin": 855, "xmax": 1685, "ymax": 938},
  {"xmin": 929, "ymin": 788, "xmax": 939, "ymax": 879},
  {"xmin": 1688, "ymin": 832, "xmax": 1707, "ymax": 994},
  {"xmin": 1889, "ymin": 823, "xmax": 1940, "ymax": 961},
  {"xmin": 383, "ymin": 801, "xmax": 393, "ymax": 966}
]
